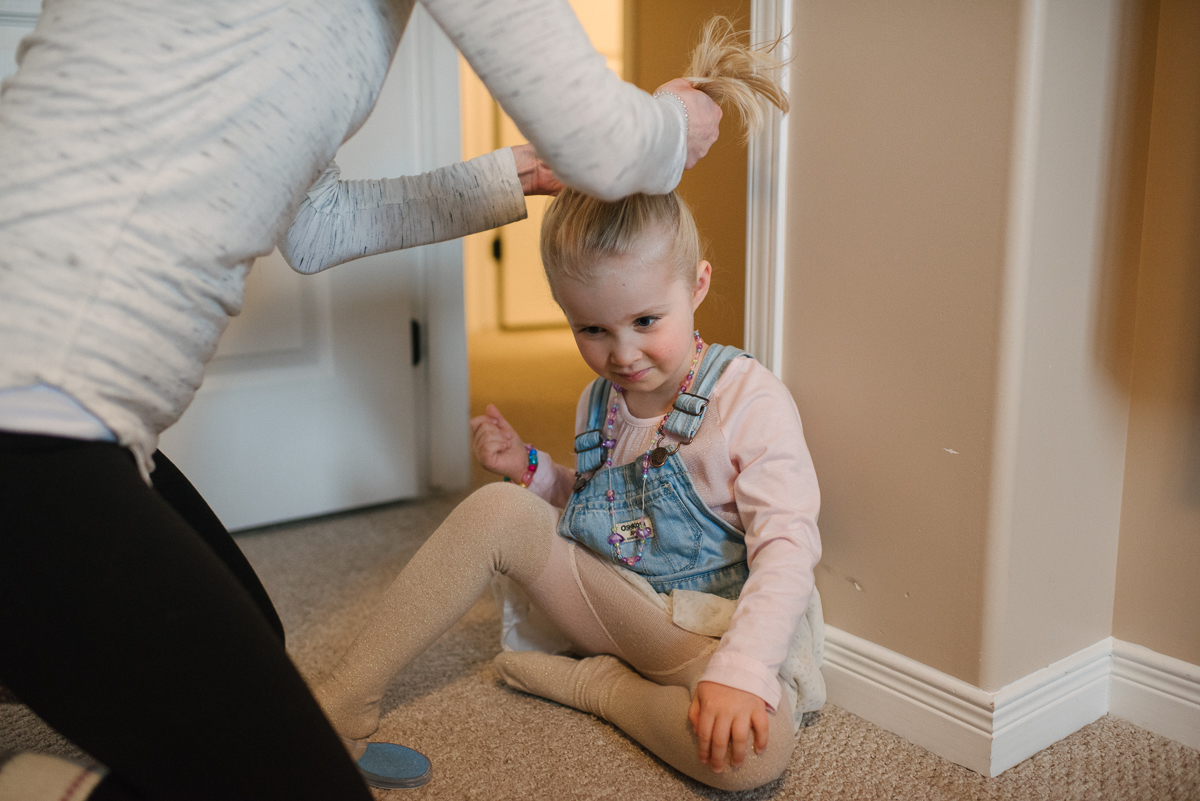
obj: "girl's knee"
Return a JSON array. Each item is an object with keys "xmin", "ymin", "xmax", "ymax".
[
  {"xmin": 704, "ymin": 743, "xmax": 791, "ymax": 792},
  {"xmin": 453, "ymin": 482, "xmax": 551, "ymax": 536},
  {"xmin": 449, "ymin": 482, "xmax": 558, "ymax": 572},
  {"xmin": 462, "ymin": 482, "xmax": 551, "ymax": 523},
  {"xmin": 462, "ymin": 480, "xmax": 526, "ymax": 508},
  {"xmin": 702, "ymin": 712, "xmax": 794, "ymax": 792}
]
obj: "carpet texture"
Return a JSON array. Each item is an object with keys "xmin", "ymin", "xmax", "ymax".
[{"xmin": 2, "ymin": 493, "xmax": 1198, "ymax": 800}]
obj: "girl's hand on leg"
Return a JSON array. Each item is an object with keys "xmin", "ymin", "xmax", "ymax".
[
  {"xmin": 469, "ymin": 404, "xmax": 531, "ymax": 482},
  {"xmin": 687, "ymin": 681, "xmax": 769, "ymax": 773}
]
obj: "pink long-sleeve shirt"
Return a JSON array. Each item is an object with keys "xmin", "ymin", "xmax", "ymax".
[{"xmin": 526, "ymin": 355, "xmax": 821, "ymax": 711}]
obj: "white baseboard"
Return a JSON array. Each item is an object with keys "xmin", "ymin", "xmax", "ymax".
[
  {"xmin": 1109, "ymin": 639, "xmax": 1200, "ymax": 750},
  {"xmin": 989, "ymin": 639, "xmax": 1112, "ymax": 775},
  {"xmin": 821, "ymin": 627, "xmax": 1113, "ymax": 777}
]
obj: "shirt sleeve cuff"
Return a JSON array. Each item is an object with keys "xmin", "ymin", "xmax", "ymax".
[
  {"xmin": 525, "ymin": 448, "xmax": 556, "ymax": 498},
  {"xmin": 652, "ymin": 95, "xmax": 688, "ymax": 192},
  {"xmin": 701, "ymin": 651, "xmax": 783, "ymax": 712},
  {"xmin": 486, "ymin": 147, "xmax": 529, "ymax": 226}
]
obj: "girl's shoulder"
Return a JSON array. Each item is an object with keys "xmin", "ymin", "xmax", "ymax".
[
  {"xmin": 709, "ymin": 349, "xmax": 795, "ymax": 405},
  {"xmin": 707, "ymin": 350, "xmax": 805, "ymax": 440}
]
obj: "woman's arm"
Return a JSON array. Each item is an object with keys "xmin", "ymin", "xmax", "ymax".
[
  {"xmin": 421, "ymin": 0, "xmax": 719, "ymax": 201},
  {"xmin": 280, "ymin": 148, "xmax": 526, "ymax": 275}
]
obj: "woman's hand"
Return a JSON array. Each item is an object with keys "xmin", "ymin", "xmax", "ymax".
[
  {"xmin": 687, "ymin": 680, "xmax": 769, "ymax": 773},
  {"xmin": 469, "ymin": 404, "xmax": 531, "ymax": 482},
  {"xmin": 511, "ymin": 143, "xmax": 563, "ymax": 196},
  {"xmin": 654, "ymin": 78, "xmax": 723, "ymax": 170}
]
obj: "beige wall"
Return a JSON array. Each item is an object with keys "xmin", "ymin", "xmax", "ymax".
[
  {"xmin": 779, "ymin": 0, "xmax": 1171, "ymax": 689},
  {"xmin": 1112, "ymin": 0, "xmax": 1200, "ymax": 666},
  {"xmin": 630, "ymin": 0, "xmax": 749, "ymax": 349},
  {"xmin": 782, "ymin": 0, "xmax": 1020, "ymax": 685}
]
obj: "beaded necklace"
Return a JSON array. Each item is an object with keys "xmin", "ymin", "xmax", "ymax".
[{"xmin": 603, "ymin": 331, "xmax": 704, "ymax": 566}]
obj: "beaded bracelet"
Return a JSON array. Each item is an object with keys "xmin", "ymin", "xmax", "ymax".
[
  {"xmin": 503, "ymin": 445, "xmax": 539, "ymax": 488},
  {"xmin": 653, "ymin": 90, "xmax": 690, "ymax": 139}
]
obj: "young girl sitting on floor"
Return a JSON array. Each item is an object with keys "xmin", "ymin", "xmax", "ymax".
[{"xmin": 314, "ymin": 21, "xmax": 824, "ymax": 791}]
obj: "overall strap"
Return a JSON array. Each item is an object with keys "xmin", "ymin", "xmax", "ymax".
[
  {"xmin": 663, "ymin": 344, "xmax": 749, "ymax": 442},
  {"xmin": 573, "ymin": 377, "xmax": 614, "ymax": 474}
]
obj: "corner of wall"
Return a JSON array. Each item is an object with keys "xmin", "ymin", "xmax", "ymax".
[{"xmin": 980, "ymin": 0, "xmax": 1130, "ymax": 690}]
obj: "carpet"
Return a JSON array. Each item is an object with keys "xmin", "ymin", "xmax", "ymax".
[{"xmin": 4, "ymin": 492, "xmax": 1197, "ymax": 800}]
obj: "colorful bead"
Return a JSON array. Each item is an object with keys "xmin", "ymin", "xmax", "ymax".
[
  {"xmin": 514, "ymin": 443, "xmax": 539, "ymax": 487},
  {"xmin": 602, "ymin": 331, "xmax": 704, "ymax": 568}
]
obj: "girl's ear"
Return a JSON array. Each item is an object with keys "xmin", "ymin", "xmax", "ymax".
[{"xmin": 692, "ymin": 260, "xmax": 712, "ymax": 309}]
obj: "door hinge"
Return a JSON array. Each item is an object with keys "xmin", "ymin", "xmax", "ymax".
[
  {"xmin": 411, "ymin": 319, "xmax": 423, "ymax": 366},
  {"xmin": 492, "ymin": 235, "xmax": 502, "ymax": 262}
]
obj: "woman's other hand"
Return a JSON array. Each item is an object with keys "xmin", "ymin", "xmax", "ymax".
[
  {"xmin": 687, "ymin": 680, "xmax": 769, "ymax": 773},
  {"xmin": 654, "ymin": 78, "xmax": 723, "ymax": 169},
  {"xmin": 469, "ymin": 404, "xmax": 531, "ymax": 481},
  {"xmin": 511, "ymin": 143, "xmax": 563, "ymax": 196}
]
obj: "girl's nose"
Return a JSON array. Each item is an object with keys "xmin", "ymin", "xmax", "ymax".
[{"xmin": 610, "ymin": 339, "xmax": 639, "ymax": 368}]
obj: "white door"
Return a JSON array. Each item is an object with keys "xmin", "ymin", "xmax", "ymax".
[{"xmin": 156, "ymin": 7, "xmax": 470, "ymax": 530}]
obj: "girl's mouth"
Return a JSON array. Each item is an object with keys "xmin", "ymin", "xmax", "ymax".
[{"xmin": 616, "ymin": 368, "xmax": 650, "ymax": 383}]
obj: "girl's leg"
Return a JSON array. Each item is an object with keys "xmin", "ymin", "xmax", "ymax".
[
  {"xmin": 495, "ymin": 544, "xmax": 796, "ymax": 791},
  {"xmin": 0, "ymin": 433, "xmax": 371, "ymax": 801},
  {"xmin": 314, "ymin": 481, "xmax": 616, "ymax": 737},
  {"xmin": 315, "ymin": 480, "xmax": 792, "ymax": 790}
]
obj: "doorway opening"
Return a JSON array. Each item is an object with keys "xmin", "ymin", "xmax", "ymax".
[{"xmin": 461, "ymin": 0, "xmax": 752, "ymax": 488}]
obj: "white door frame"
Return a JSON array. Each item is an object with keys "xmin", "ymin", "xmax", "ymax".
[
  {"xmin": 744, "ymin": 0, "xmax": 792, "ymax": 377},
  {"xmin": 411, "ymin": 8, "xmax": 474, "ymax": 491}
]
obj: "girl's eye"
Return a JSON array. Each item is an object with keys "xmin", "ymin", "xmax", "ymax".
[
  {"xmin": 634, "ymin": 316, "xmax": 658, "ymax": 328},
  {"xmin": 579, "ymin": 326, "xmax": 604, "ymax": 336}
]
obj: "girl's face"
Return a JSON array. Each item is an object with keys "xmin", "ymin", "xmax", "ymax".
[{"xmin": 553, "ymin": 242, "xmax": 711, "ymax": 418}]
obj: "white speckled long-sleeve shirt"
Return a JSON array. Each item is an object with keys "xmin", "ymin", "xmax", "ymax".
[
  {"xmin": 0, "ymin": 0, "xmax": 687, "ymax": 479},
  {"xmin": 279, "ymin": 150, "xmax": 526, "ymax": 276}
]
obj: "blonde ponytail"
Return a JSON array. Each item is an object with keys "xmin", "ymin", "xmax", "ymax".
[{"xmin": 685, "ymin": 16, "xmax": 789, "ymax": 138}]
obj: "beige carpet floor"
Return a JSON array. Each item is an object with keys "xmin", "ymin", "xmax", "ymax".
[{"xmin": 2, "ymin": 493, "xmax": 1198, "ymax": 800}]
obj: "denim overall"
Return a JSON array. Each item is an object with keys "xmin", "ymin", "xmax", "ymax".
[{"xmin": 558, "ymin": 344, "xmax": 751, "ymax": 600}]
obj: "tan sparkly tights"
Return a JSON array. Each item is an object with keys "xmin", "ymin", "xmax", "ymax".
[{"xmin": 314, "ymin": 483, "xmax": 794, "ymax": 790}]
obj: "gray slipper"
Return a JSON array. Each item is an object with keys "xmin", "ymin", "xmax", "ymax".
[{"xmin": 356, "ymin": 742, "xmax": 432, "ymax": 789}]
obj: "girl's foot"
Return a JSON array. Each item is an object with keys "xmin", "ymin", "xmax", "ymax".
[
  {"xmin": 493, "ymin": 651, "xmax": 636, "ymax": 719},
  {"xmin": 338, "ymin": 734, "xmax": 368, "ymax": 761},
  {"xmin": 311, "ymin": 676, "xmax": 380, "ymax": 741}
]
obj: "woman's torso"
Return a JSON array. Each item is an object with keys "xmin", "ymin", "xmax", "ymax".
[{"xmin": 0, "ymin": 0, "xmax": 410, "ymax": 475}]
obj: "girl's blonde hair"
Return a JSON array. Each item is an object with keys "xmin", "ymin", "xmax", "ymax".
[
  {"xmin": 541, "ymin": 17, "xmax": 787, "ymax": 290},
  {"xmin": 686, "ymin": 16, "xmax": 789, "ymax": 140},
  {"xmin": 541, "ymin": 190, "xmax": 703, "ymax": 289}
]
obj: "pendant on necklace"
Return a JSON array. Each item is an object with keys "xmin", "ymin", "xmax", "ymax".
[{"xmin": 649, "ymin": 447, "xmax": 672, "ymax": 468}]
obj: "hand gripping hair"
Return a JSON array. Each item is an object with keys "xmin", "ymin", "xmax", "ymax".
[{"xmin": 541, "ymin": 18, "xmax": 789, "ymax": 289}]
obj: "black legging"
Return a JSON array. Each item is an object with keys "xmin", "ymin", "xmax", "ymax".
[{"xmin": 0, "ymin": 432, "xmax": 372, "ymax": 801}]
